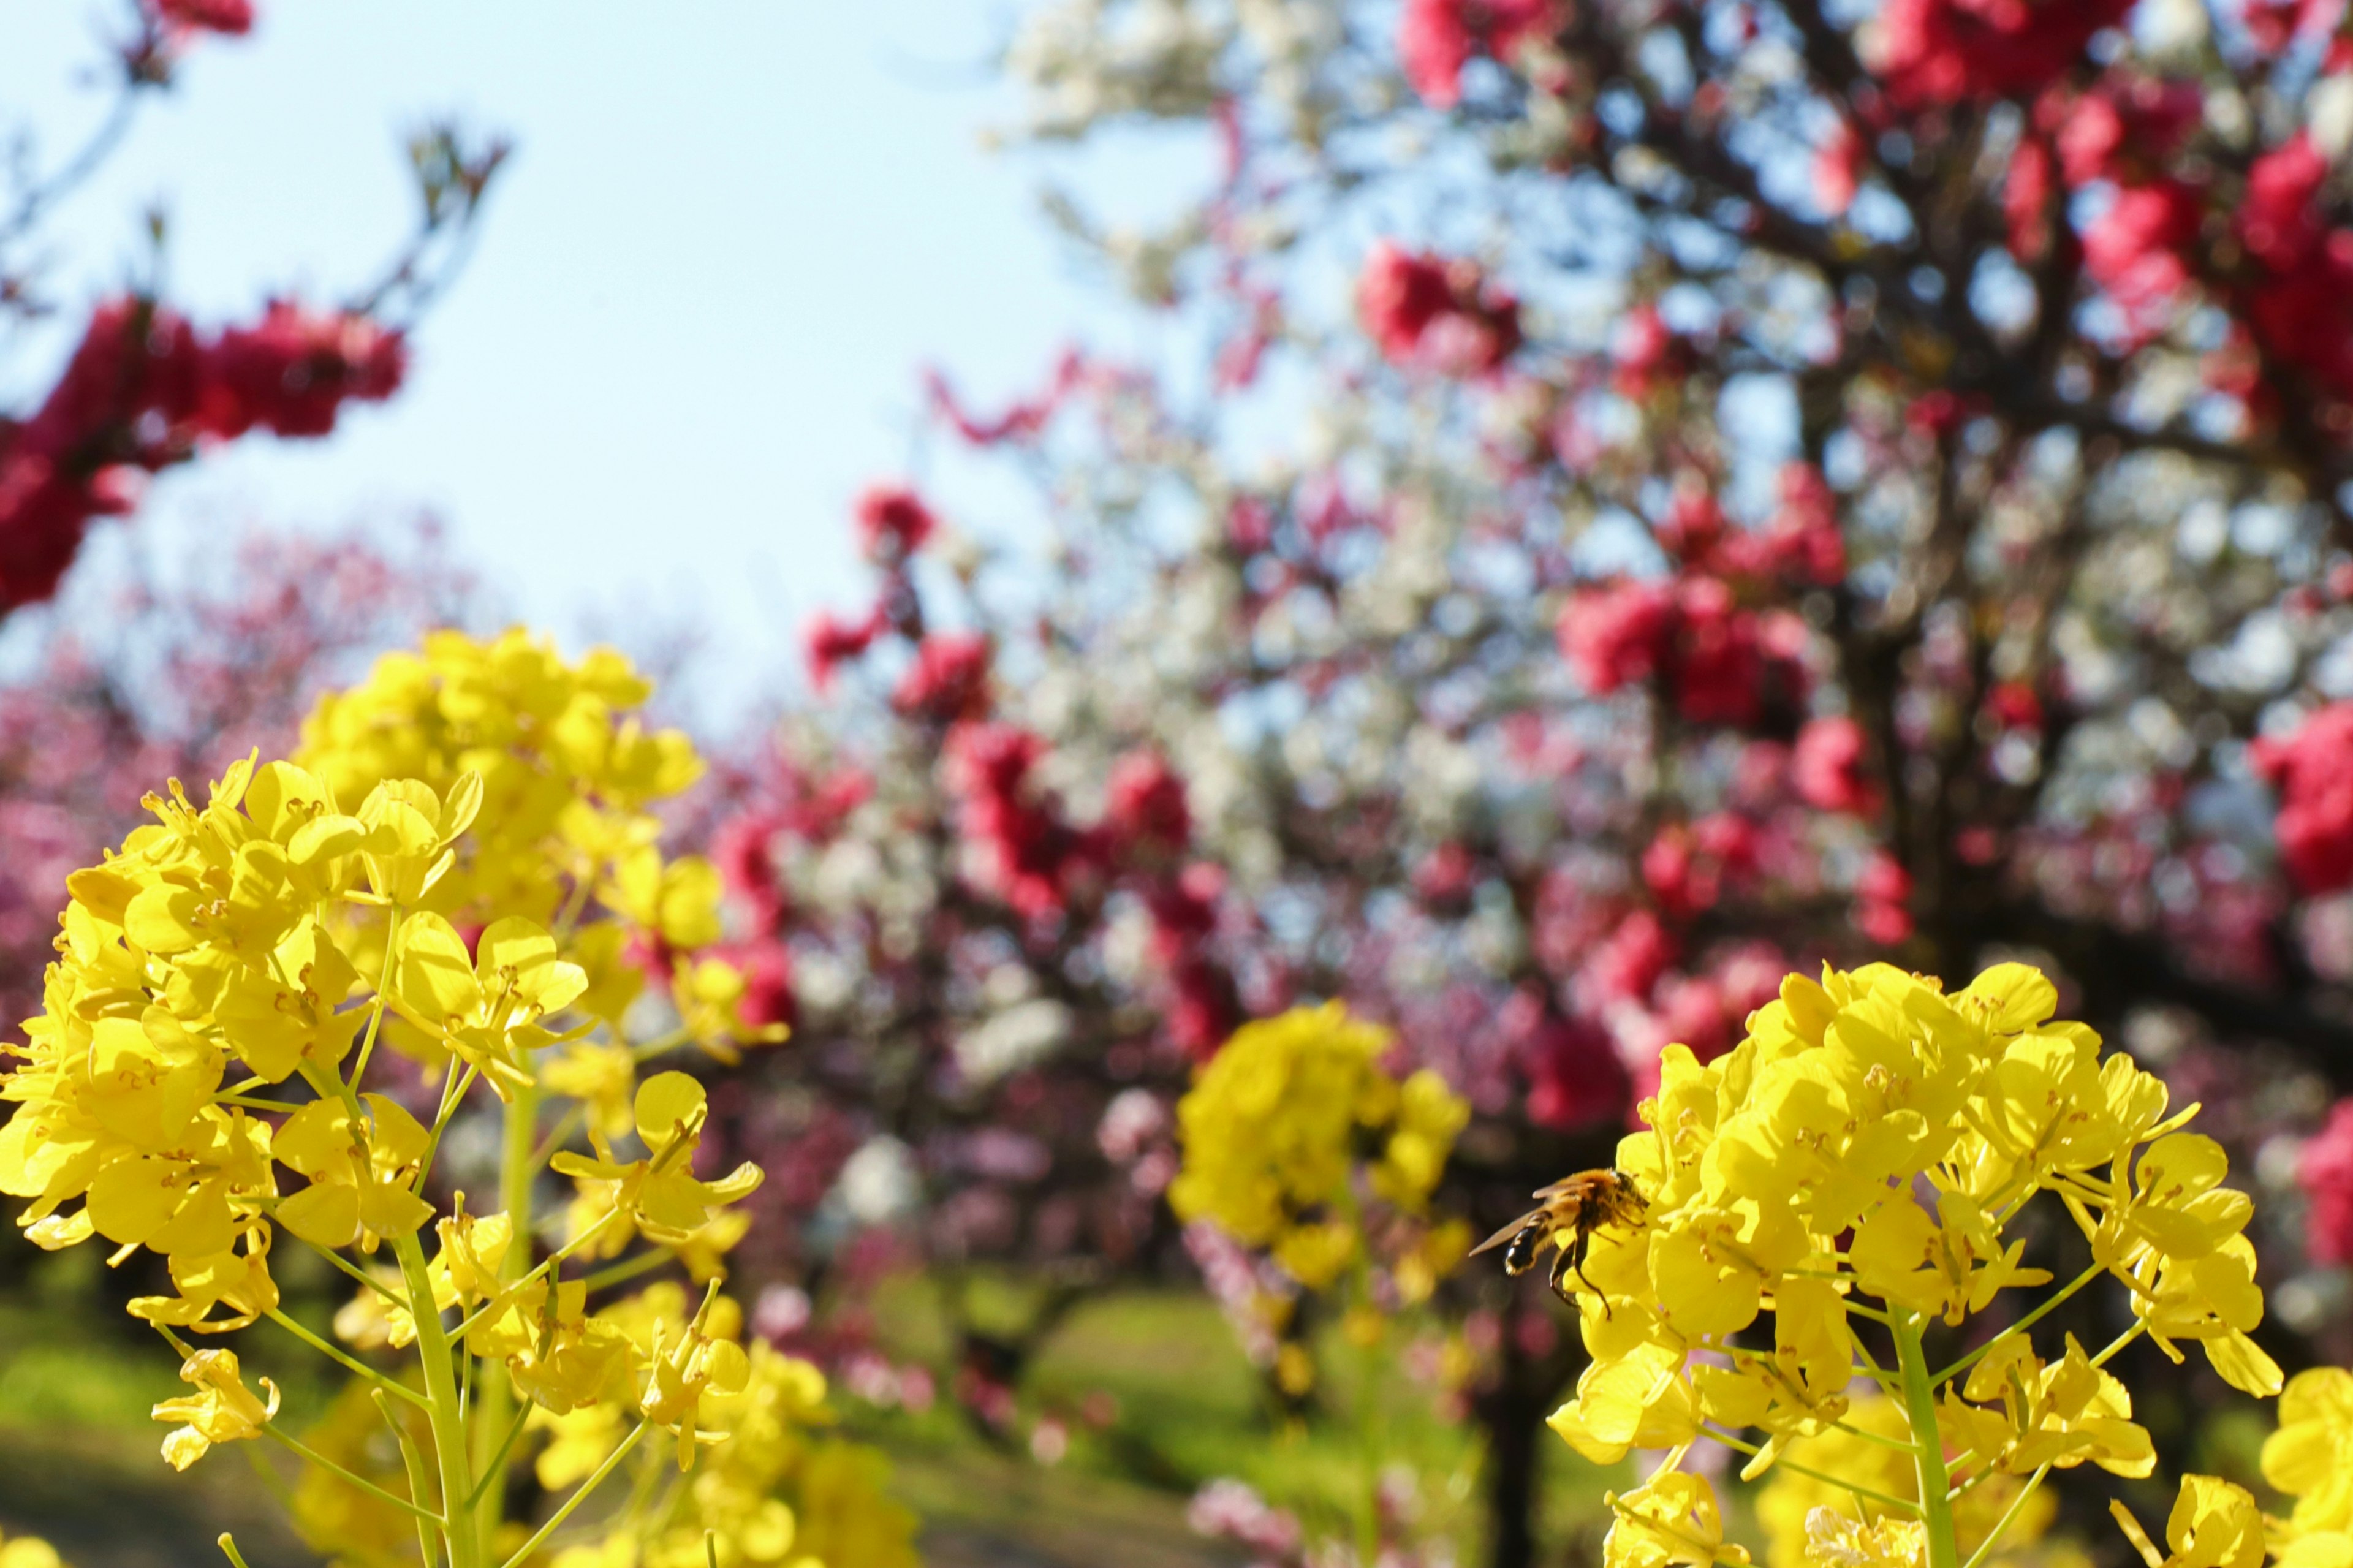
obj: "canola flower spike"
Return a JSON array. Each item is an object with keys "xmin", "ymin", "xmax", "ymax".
[
  {"xmin": 0, "ymin": 628, "xmax": 910, "ymax": 1568},
  {"xmin": 1170, "ymin": 1001, "xmax": 1470, "ymax": 1294},
  {"xmin": 1471, "ymin": 961, "xmax": 2289, "ymax": 1568},
  {"xmin": 295, "ymin": 629, "xmax": 784, "ymax": 1071}
]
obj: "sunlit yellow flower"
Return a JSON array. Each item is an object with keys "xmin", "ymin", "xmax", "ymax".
[
  {"xmin": 1604, "ymin": 1469, "xmax": 1749, "ymax": 1568},
  {"xmin": 153, "ymin": 1347, "xmax": 279, "ymax": 1470},
  {"xmin": 2111, "ymin": 1475, "xmax": 2265, "ymax": 1568},
  {"xmin": 551, "ymin": 1073, "xmax": 762, "ymax": 1247}
]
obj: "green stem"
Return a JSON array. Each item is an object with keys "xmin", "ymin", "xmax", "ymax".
[
  {"xmin": 473, "ymin": 1072, "xmax": 540, "ymax": 1564},
  {"xmin": 262, "ymin": 1421, "xmax": 444, "ymax": 1526},
  {"xmin": 580, "ymin": 1247, "xmax": 671, "ymax": 1295},
  {"xmin": 1960, "ymin": 1464, "xmax": 2052, "ymax": 1568},
  {"xmin": 1892, "ymin": 1309, "xmax": 1961, "ymax": 1568},
  {"xmin": 1933, "ymin": 1263, "xmax": 2104, "ymax": 1386},
  {"xmin": 352, "ymin": 904, "xmax": 401, "ymax": 1088},
  {"xmin": 467, "ymin": 1401, "xmax": 535, "ymax": 1510},
  {"xmin": 1700, "ymin": 1426, "xmax": 1922, "ymax": 1517},
  {"xmin": 496, "ymin": 1420, "xmax": 648, "ymax": 1568},
  {"xmin": 291, "ymin": 1232, "xmax": 406, "ymax": 1307},
  {"xmin": 450, "ymin": 1208, "xmax": 621, "ymax": 1343},
  {"xmin": 218, "ymin": 1094, "xmax": 306, "ymax": 1114},
  {"xmin": 265, "ymin": 1306, "xmax": 429, "ymax": 1407},
  {"xmin": 415, "ymin": 1061, "xmax": 483, "ymax": 1194},
  {"xmin": 373, "ymin": 1387, "xmax": 442, "ymax": 1568},
  {"xmin": 395, "ymin": 1229, "xmax": 481, "ymax": 1568}
]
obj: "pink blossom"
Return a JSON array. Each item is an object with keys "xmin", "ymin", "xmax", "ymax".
[
  {"xmin": 2004, "ymin": 135, "xmax": 2055, "ymax": 260},
  {"xmin": 2240, "ymin": 135, "xmax": 2327, "ymax": 271}
]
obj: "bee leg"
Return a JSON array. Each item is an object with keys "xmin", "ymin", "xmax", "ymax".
[
  {"xmin": 1550, "ymin": 1231, "xmax": 1608, "ymax": 1319},
  {"xmin": 1573, "ymin": 1236, "xmax": 1607, "ymax": 1316}
]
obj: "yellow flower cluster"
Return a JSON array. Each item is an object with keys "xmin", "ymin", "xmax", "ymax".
[
  {"xmin": 0, "ymin": 632, "xmax": 900, "ymax": 1568},
  {"xmin": 2262, "ymin": 1368, "xmax": 2353, "ymax": 1568},
  {"xmin": 1169, "ymin": 1001, "xmax": 1469, "ymax": 1291},
  {"xmin": 298, "ymin": 628, "xmax": 781, "ymax": 1064},
  {"xmin": 528, "ymin": 1286, "xmax": 920, "ymax": 1568},
  {"xmin": 1752, "ymin": 1398, "xmax": 2074, "ymax": 1568},
  {"xmin": 1516, "ymin": 961, "xmax": 2281, "ymax": 1568}
]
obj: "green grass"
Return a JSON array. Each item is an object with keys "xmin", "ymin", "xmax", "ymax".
[{"xmin": 852, "ymin": 1271, "xmax": 1630, "ymax": 1564}]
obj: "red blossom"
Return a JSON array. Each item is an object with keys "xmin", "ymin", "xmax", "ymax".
[
  {"xmin": 1855, "ymin": 850, "xmax": 1915, "ymax": 944},
  {"xmin": 852, "ymin": 483, "xmax": 939, "ymax": 564},
  {"xmin": 200, "ymin": 300, "xmax": 406, "ymax": 439},
  {"xmin": 1356, "ymin": 242, "xmax": 1521, "ymax": 376},
  {"xmin": 946, "ymin": 722, "xmax": 1097, "ymax": 922},
  {"xmin": 1558, "ymin": 575, "xmax": 1796, "ymax": 727},
  {"xmin": 1610, "ymin": 304, "xmax": 1686, "ymax": 399},
  {"xmin": 1580, "ymin": 909, "xmax": 1675, "ymax": 1006},
  {"xmin": 726, "ymin": 937, "xmax": 796, "ymax": 1031},
  {"xmin": 2049, "ymin": 80, "xmax": 2203, "ymax": 187},
  {"xmin": 924, "ymin": 350, "xmax": 1086, "ymax": 447},
  {"xmin": 1518, "ymin": 1012, "xmax": 1631, "ymax": 1130},
  {"xmin": 2251, "ymin": 703, "xmax": 2353, "ymax": 893},
  {"xmin": 1873, "ymin": 0, "xmax": 2134, "ymax": 107},
  {"xmin": 2082, "ymin": 181, "xmax": 2202, "ymax": 338},
  {"xmin": 1398, "ymin": 0, "xmax": 1558, "ymax": 107},
  {"xmin": 148, "ymin": 0, "xmax": 254, "ymax": 34},
  {"xmin": 2300, "ymin": 1099, "xmax": 2353, "ymax": 1264},
  {"xmin": 1102, "ymin": 749, "xmax": 1191, "ymax": 858},
  {"xmin": 892, "ymin": 632, "xmax": 992, "ymax": 722},
  {"xmin": 2004, "ymin": 135, "xmax": 2055, "ymax": 260},
  {"xmin": 1814, "ymin": 119, "xmax": 1863, "ymax": 216},
  {"xmin": 802, "ymin": 605, "xmax": 884, "ymax": 692},
  {"xmin": 1558, "ymin": 579, "xmax": 1677, "ymax": 693},
  {"xmin": 1794, "ymin": 716, "xmax": 1874, "ymax": 812}
]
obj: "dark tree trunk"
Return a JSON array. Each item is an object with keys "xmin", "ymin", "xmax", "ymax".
[{"xmin": 1476, "ymin": 1304, "xmax": 1580, "ymax": 1568}]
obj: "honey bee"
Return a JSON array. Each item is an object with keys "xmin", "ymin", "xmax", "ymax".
[{"xmin": 1471, "ymin": 1168, "xmax": 1647, "ymax": 1306}]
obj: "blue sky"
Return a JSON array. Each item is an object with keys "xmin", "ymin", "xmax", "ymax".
[{"xmin": 1, "ymin": 2, "xmax": 1197, "ymax": 711}]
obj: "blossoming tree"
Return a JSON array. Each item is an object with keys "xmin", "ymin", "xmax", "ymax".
[
  {"xmin": 0, "ymin": 1, "xmax": 503, "ymax": 610},
  {"xmin": 705, "ymin": 0, "xmax": 2353, "ymax": 1560}
]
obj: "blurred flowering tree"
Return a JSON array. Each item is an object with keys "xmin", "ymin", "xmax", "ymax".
[
  {"xmin": 694, "ymin": 0, "xmax": 2353, "ymax": 1562},
  {"xmin": 0, "ymin": 0, "xmax": 503, "ymax": 610}
]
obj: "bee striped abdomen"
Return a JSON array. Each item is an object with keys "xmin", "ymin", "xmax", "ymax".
[{"xmin": 1501, "ymin": 1225, "xmax": 1542, "ymax": 1275}]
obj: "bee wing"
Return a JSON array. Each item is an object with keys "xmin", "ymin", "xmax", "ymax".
[
  {"xmin": 1470, "ymin": 1209, "xmax": 1543, "ymax": 1256},
  {"xmin": 1529, "ymin": 1175, "xmax": 1587, "ymax": 1200}
]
